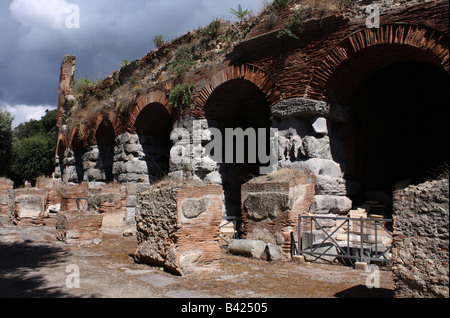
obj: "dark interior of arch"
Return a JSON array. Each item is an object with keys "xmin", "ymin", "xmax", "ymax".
[
  {"xmin": 345, "ymin": 61, "xmax": 449, "ymax": 214},
  {"xmin": 57, "ymin": 140, "xmax": 65, "ymax": 181},
  {"xmin": 205, "ymin": 79, "xmax": 272, "ymax": 218},
  {"xmin": 95, "ymin": 120, "xmax": 115, "ymax": 182},
  {"xmin": 72, "ymin": 132, "xmax": 86, "ymax": 183},
  {"xmin": 135, "ymin": 103, "xmax": 172, "ymax": 182},
  {"xmin": 324, "ymin": 43, "xmax": 446, "ymax": 106}
]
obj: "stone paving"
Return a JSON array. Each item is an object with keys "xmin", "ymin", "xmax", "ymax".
[{"xmin": 0, "ymin": 216, "xmax": 394, "ymax": 298}]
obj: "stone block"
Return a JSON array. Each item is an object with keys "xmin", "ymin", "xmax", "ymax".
[
  {"xmin": 15, "ymin": 196, "xmax": 43, "ymax": 219},
  {"xmin": 56, "ymin": 210, "xmax": 103, "ymax": 244},
  {"xmin": 287, "ymin": 158, "xmax": 343, "ymax": 178},
  {"xmin": 228, "ymin": 240, "xmax": 268, "ymax": 260},
  {"xmin": 0, "ymin": 178, "xmax": 14, "ymax": 191},
  {"xmin": 241, "ymin": 169, "xmax": 316, "ymax": 259},
  {"xmin": 13, "ymin": 189, "xmax": 48, "ymax": 226},
  {"xmin": 310, "ymin": 195, "xmax": 352, "ymax": 214},
  {"xmin": 315, "ymin": 175, "xmax": 347, "ymax": 195},
  {"xmin": 355, "ymin": 262, "xmax": 369, "ymax": 271},
  {"xmin": 312, "ymin": 117, "xmax": 328, "ymax": 136},
  {"xmin": 88, "ymin": 184, "xmax": 127, "ymax": 229},
  {"xmin": 303, "ymin": 135, "xmax": 332, "ymax": 160},
  {"xmin": 292, "ymin": 255, "xmax": 306, "ymax": 263},
  {"xmin": 135, "ymin": 183, "xmax": 223, "ymax": 275},
  {"xmin": 270, "ymin": 98, "xmax": 349, "ymax": 123},
  {"xmin": 0, "ymin": 191, "xmax": 11, "ymax": 217}
]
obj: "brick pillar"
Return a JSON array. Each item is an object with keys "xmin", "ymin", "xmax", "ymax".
[{"xmin": 56, "ymin": 55, "xmax": 76, "ymax": 128}]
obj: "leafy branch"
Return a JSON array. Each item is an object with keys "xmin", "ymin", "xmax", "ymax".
[{"xmin": 230, "ymin": 4, "xmax": 252, "ymax": 22}]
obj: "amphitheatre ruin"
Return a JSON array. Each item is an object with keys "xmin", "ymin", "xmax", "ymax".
[{"xmin": 1, "ymin": 0, "xmax": 448, "ymax": 298}]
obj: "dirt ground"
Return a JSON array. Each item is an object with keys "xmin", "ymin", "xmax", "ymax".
[{"xmin": 0, "ymin": 216, "xmax": 394, "ymax": 299}]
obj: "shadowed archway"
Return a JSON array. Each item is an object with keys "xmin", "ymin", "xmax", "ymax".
[{"xmin": 204, "ymin": 78, "xmax": 272, "ymax": 218}]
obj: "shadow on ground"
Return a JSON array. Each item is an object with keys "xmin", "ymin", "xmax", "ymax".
[
  {"xmin": 0, "ymin": 240, "xmax": 74, "ymax": 298},
  {"xmin": 334, "ymin": 285, "xmax": 395, "ymax": 298}
]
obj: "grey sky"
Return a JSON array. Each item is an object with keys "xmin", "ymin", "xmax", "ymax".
[{"xmin": 0, "ymin": 0, "xmax": 267, "ymax": 126}]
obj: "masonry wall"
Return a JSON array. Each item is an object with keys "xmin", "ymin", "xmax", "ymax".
[
  {"xmin": 392, "ymin": 178, "xmax": 449, "ymax": 298},
  {"xmin": 135, "ymin": 182, "xmax": 223, "ymax": 275},
  {"xmin": 0, "ymin": 178, "xmax": 14, "ymax": 217}
]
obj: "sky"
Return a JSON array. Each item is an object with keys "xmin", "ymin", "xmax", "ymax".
[{"xmin": 0, "ymin": 0, "xmax": 267, "ymax": 126}]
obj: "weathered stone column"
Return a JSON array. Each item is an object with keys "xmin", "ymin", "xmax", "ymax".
[
  {"xmin": 169, "ymin": 117, "xmax": 221, "ymax": 183},
  {"xmin": 271, "ymin": 97, "xmax": 352, "ymax": 217}
]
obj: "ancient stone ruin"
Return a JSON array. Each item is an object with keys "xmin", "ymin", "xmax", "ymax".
[{"xmin": 1, "ymin": 0, "xmax": 448, "ymax": 297}]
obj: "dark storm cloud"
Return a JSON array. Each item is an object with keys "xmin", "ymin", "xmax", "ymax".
[{"xmin": 0, "ymin": 0, "xmax": 265, "ymax": 125}]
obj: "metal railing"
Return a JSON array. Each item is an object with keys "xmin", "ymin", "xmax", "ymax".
[
  {"xmin": 76, "ymin": 198, "xmax": 89, "ymax": 212},
  {"xmin": 218, "ymin": 217, "xmax": 242, "ymax": 246},
  {"xmin": 295, "ymin": 215, "xmax": 393, "ymax": 265}
]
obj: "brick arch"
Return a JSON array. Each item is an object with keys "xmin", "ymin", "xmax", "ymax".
[
  {"xmin": 193, "ymin": 64, "xmax": 281, "ymax": 118},
  {"xmin": 126, "ymin": 90, "xmax": 173, "ymax": 134},
  {"xmin": 68, "ymin": 128, "xmax": 87, "ymax": 150},
  {"xmin": 55, "ymin": 135, "xmax": 66, "ymax": 157},
  {"xmin": 306, "ymin": 23, "xmax": 449, "ymax": 103},
  {"xmin": 88, "ymin": 112, "xmax": 120, "ymax": 146}
]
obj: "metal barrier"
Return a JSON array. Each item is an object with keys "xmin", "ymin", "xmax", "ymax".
[
  {"xmin": 296, "ymin": 215, "xmax": 393, "ymax": 265},
  {"xmin": 76, "ymin": 198, "xmax": 89, "ymax": 212},
  {"xmin": 218, "ymin": 217, "xmax": 242, "ymax": 246}
]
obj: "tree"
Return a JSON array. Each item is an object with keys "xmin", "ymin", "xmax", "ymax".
[
  {"xmin": 0, "ymin": 109, "xmax": 13, "ymax": 176},
  {"xmin": 8, "ymin": 109, "xmax": 57, "ymax": 185},
  {"xmin": 10, "ymin": 134, "xmax": 55, "ymax": 183}
]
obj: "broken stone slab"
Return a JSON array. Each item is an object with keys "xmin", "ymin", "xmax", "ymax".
[
  {"xmin": 270, "ymin": 98, "xmax": 350, "ymax": 123},
  {"xmin": 228, "ymin": 239, "xmax": 268, "ymax": 260},
  {"xmin": 310, "ymin": 195, "xmax": 352, "ymax": 214},
  {"xmin": 266, "ymin": 243, "xmax": 282, "ymax": 261},
  {"xmin": 285, "ymin": 158, "xmax": 343, "ymax": 178}
]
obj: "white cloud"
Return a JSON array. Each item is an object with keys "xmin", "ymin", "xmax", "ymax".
[
  {"xmin": 2, "ymin": 104, "xmax": 56, "ymax": 127},
  {"xmin": 9, "ymin": 0, "xmax": 70, "ymax": 30}
]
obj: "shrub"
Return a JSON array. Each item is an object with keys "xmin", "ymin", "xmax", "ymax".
[
  {"xmin": 277, "ymin": 8, "xmax": 312, "ymax": 39},
  {"xmin": 201, "ymin": 19, "xmax": 222, "ymax": 42},
  {"xmin": 169, "ymin": 83, "xmax": 196, "ymax": 112},
  {"xmin": 170, "ymin": 46, "xmax": 197, "ymax": 76},
  {"xmin": 121, "ymin": 59, "xmax": 130, "ymax": 67},
  {"xmin": 74, "ymin": 76, "xmax": 99, "ymax": 95},
  {"xmin": 153, "ymin": 34, "xmax": 166, "ymax": 48},
  {"xmin": 272, "ymin": 0, "xmax": 294, "ymax": 11}
]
